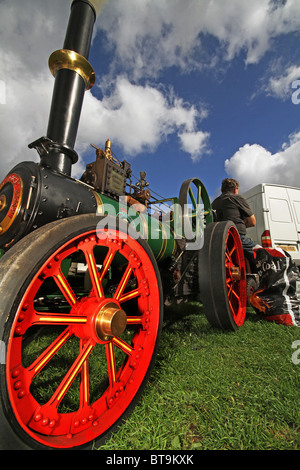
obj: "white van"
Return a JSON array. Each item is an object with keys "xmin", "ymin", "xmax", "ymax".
[{"xmin": 242, "ymin": 184, "xmax": 300, "ymax": 265}]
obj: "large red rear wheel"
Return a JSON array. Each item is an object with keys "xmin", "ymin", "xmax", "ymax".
[
  {"xmin": 0, "ymin": 214, "xmax": 163, "ymax": 449},
  {"xmin": 199, "ymin": 221, "xmax": 247, "ymax": 331}
]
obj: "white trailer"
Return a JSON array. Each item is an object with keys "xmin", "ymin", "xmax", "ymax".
[{"xmin": 242, "ymin": 183, "xmax": 300, "ymax": 265}]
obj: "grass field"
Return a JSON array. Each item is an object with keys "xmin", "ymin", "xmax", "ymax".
[{"xmin": 97, "ymin": 303, "xmax": 300, "ymax": 451}]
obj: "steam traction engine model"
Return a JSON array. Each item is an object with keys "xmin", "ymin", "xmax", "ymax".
[{"xmin": 0, "ymin": 0, "xmax": 247, "ymax": 450}]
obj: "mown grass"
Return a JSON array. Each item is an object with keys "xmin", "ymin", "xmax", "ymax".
[{"xmin": 97, "ymin": 303, "xmax": 300, "ymax": 450}]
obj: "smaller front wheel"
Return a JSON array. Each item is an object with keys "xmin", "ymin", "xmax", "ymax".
[{"xmin": 199, "ymin": 221, "xmax": 247, "ymax": 331}]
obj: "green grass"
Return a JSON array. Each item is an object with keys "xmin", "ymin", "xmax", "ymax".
[
  {"xmin": 97, "ymin": 303, "xmax": 300, "ymax": 450},
  {"xmin": 22, "ymin": 302, "xmax": 300, "ymax": 450}
]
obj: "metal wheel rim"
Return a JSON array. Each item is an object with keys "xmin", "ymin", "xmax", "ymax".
[{"xmin": 225, "ymin": 227, "xmax": 247, "ymax": 327}]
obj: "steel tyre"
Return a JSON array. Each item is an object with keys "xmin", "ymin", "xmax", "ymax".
[{"xmin": 199, "ymin": 221, "xmax": 247, "ymax": 331}]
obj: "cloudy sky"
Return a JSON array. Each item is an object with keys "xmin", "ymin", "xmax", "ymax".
[{"xmin": 0, "ymin": 0, "xmax": 299, "ymax": 200}]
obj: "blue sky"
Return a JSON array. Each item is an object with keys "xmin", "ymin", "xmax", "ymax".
[{"xmin": 0, "ymin": 0, "xmax": 300, "ymax": 201}]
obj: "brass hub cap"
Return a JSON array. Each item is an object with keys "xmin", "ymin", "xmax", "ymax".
[{"xmin": 95, "ymin": 302, "xmax": 127, "ymax": 341}]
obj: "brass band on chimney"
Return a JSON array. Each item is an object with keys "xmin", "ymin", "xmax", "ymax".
[{"xmin": 49, "ymin": 49, "xmax": 95, "ymax": 91}]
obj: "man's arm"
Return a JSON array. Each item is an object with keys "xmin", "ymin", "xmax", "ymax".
[
  {"xmin": 235, "ymin": 195, "xmax": 256, "ymax": 228},
  {"xmin": 244, "ymin": 214, "xmax": 256, "ymax": 228}
]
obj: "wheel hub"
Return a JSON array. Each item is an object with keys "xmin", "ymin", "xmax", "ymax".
[{"xmin": 95, "ymin": 302, "xmax": 127, "ymax": 341}]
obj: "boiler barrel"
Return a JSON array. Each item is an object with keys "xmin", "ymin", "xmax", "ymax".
[
  {"xmin": 0, "ymin": 161, "xmax": 176, "ymax": 262},
  {"xmin": 94, "ymin": 193, "xmax": 177, "ymax": 262}
]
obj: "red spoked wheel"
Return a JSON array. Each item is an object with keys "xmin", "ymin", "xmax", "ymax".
[
  {"xmin": 0, "ymin": 214, "xmax": 163, "ymax": 449},
  {"xmin": 198, "ymin": 221, "xmax": 247, "ymax": 331}
]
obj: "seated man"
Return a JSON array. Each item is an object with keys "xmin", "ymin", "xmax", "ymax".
[{"xmin": 212, "ymin": 178, "xmax": 257, "ymax": 271}]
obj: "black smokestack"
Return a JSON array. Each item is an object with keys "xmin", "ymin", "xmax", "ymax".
[{"xmin": 30, "ymin": 0, "xmax": 105, "ymax": 176}]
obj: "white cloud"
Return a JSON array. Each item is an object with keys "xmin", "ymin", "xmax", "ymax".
[
  {"xmin": 0, "ymin": 0, "xmax": 69, "ymax": 179},
  {"xmin": 1, "ymin": 0, "xmax": 300, "ymax": 180},
  {"xmin": 0, "ymin": 71, "xmax": 53, "ymax": 177},
  {"xmin": 75, "ymin": 77, "xmax": 205, "ymax": 175},
  {"xmin": 97, "ymin": 0, "xmax": 300, "ymax": 77},
  {"xmin": 265, "ymin": 65, "xmax": 300, "ymax": 99},
  {"xmin": 0, "ymin": 0, "xmax": 211, "ymax": 181},
  {"xmin": 225, "ymin": 131, "xmax": 300, "ymax": 191},
  {"xmin": 178, "ymin": 131, "xmax": 210, "ymax": 162}
]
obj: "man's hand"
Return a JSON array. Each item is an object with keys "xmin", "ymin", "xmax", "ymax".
[{"xmin": 244, "ymin": 214, "xmax": 256, "ymax": 228}]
